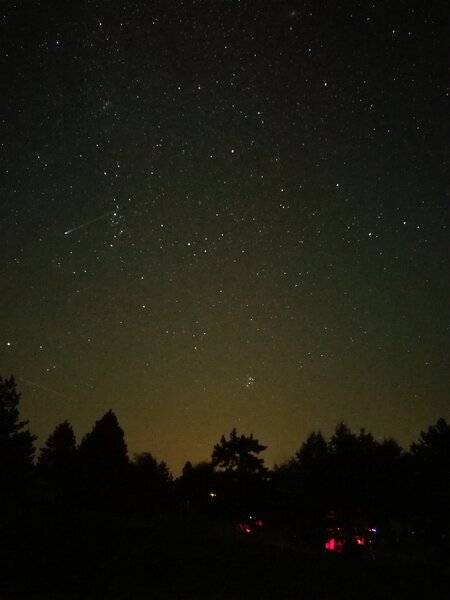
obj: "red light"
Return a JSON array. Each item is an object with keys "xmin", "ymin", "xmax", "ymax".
[
  {"xmin": 256, "ymin": 520, "xmax": 264, "ymax": 527},
  {"xmin": 325, "ymin": 538, "xmax": 335, "ymax": 550},
  {"xmin": 239, "ymin": 523, "xmax": 251, "ymax": 534}
]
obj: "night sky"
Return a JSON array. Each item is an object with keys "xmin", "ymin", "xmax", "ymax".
[{"xmin": 2, "ymin": 1, "xmax": 448, "ymax": 474}]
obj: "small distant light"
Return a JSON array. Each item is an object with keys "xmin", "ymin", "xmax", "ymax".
[
  {"xmin": 239, "ymin": 524, "xmax": 251, "ymax": 534},
  {"xmin": 6, "ymin": 342, "xmax": 11, "ymax": 347}
]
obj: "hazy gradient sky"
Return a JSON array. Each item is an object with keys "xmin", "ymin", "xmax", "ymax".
[{"xmin": 1, "ymin": 0, "xmax": 448, "ymax": 474}]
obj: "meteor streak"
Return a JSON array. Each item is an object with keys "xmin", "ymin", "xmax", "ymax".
[
  {"xmin": 18, "ymin": 378, "xmax": 64, "ymax": 396},
  {"xmin": 64, "ymin": 210, "xmax": 117, "ymax": 235}
]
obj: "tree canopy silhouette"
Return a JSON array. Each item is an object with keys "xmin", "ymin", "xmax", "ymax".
[
  {"xmin": 79, "ymin": 409, "xmax": 128, "ymax": 468},
  {"xmin": 38, "ymin": 420, "xmax": 76, "ymax": 500},
  {"xmin": 411, "ymin": 417, "xmax": 450, "ymax": 462},
  {"xmin": 39, "ymin": 420, "xmax": 76, "ymax": 469},
  {"xmin": 78, "ymin": 410, "xmax": 129, "ymax": 502},
  {"xmin": 295, "ymin": 430, "xmax": 329, "ymax": 468},
  {"xmin": 410, "ymin": 418, "xmax": 450, "ymax": 528},
  {"xmin": 282, "ymin": 422, "xmax": 406, "ymax": 523},
  {"xmin": 0, "ymin": 375, "xmax": 36, "ymax": 498},
  {"xmin": 132, "ymin": 452, "xmax": 172, "ymax": 507},
  {"xmin": 211, "ymin": 428, "xmax": 267, "ymax": 478},
  {"xmin": 133, "ymin": 452, "xmax": 171, "ymax": 483}
]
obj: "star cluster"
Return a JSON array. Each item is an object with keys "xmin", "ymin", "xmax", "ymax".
[{"xmin": 1, "ymin": 1, "xmax": 448, "ymax": 473}]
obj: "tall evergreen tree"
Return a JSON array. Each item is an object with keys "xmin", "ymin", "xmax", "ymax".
[
  {"xmin": 295, "ymin": 430, "xmax": 329, "ymax": 468},
  {"xmin": 411, "ymin": 418, "xmax": 450, "ymax": 462},
  {"xmin": 410, "ymin": 418, "xmax": 450, "ymax": 529},
  {"xmin": 78, "ymin": 410, "xmax": 129, "ymax": 503},
  {"xmin": 292, "ymin": 430, "xmax": 331, "ymax": 516},
  {"xmin": 39, "ymin": 421, "xmax": 76, "ymax": 469},
  {"xmin": 79, "ymin": 410, "xmax": 128, "ymax": 472},
  {"xmin": 0, "ymin": 375, "xmax": 36, "ymax": 498},
  {"xmin": 38, "ymin": 420, "xmax": 76, "ymax": 500}
]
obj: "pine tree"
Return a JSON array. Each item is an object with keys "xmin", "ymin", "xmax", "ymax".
[
  {"xmin": 38, "ymin": 420, "xmax": 76, "ymax": 499},
  {"xmin": 0, "ymin": 375, "xmax": 36, "ymax": 498},
  {"xmin": 78, "ymin": 410, "xmax": 129, "ymax": 502}
]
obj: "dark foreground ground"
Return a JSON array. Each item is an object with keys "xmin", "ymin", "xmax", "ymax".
[{"xmin": 1, "ymin": 507, "xmax": 449, "ymax": 600}]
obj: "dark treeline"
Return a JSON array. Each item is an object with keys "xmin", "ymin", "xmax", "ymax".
[{"xmin": 1, "ymin": 374, "xmax": 450, "ymax": 564}]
